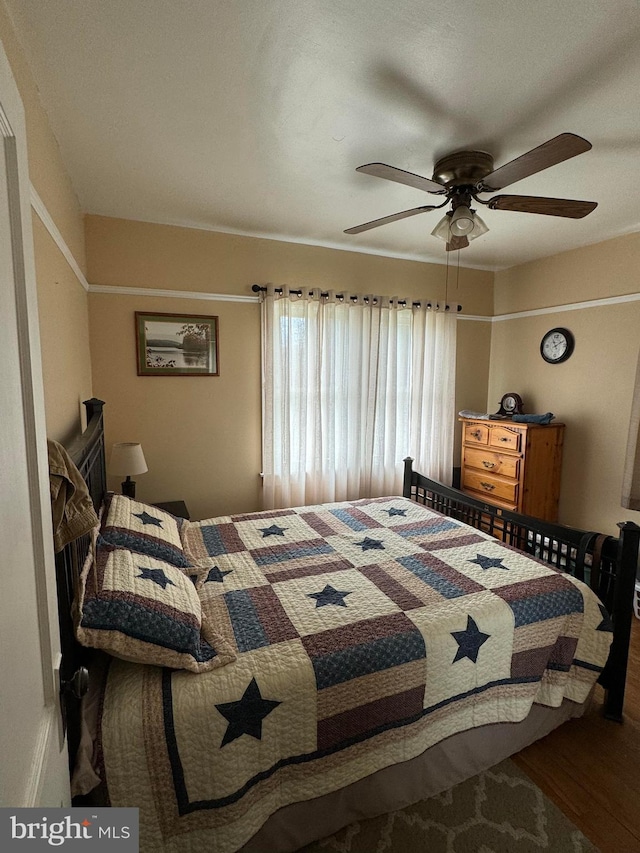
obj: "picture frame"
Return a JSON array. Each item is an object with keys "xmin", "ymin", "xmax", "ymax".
[{"xmin": 135, "ymin": 312, "xmax": 219, "ymax": 376}]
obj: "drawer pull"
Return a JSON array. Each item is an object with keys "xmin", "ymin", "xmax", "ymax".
[
  {"xmin": 482, "ymin": 461, "xmax": 496, "ymax": 469},
  {"xmin": 480, "ymin": 482, "xmax": 495, "ymax": 491},
  {"xmin": 499, "ymin": 436, "xmax": 510, "ymax": 442},
  {"xmin": 471, "ymin": 430, "xmax": 483, "ymax": 439}
]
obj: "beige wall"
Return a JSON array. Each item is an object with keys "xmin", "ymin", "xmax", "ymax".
[
  {"xmin": 32, "ymin": 215, "xmax": 92, "ymax": 441},
  {"xmin": 88, "ymin": 292, "xmax": 263, "ymax": 520},
  {"xmin": 494, "ymin": 233, "xmax": 640, "ymax": 315},
  {"xmin": 492, "ymin": 233, "xmax": 640, "ymax": 534},
  {"xmin": 86, "ymin": 215, "xmax": 493, "ymax": 520},
  {"xmin": 454, "ymin": 318, "xmax": 492, "ymax": 465},
  {"xmin": 0, "ymin": 1, "xmax": 90, "ymax": 441},
  {"xmin": 84, "ymin": 215, "xmax": 494, "ymax": 313}
]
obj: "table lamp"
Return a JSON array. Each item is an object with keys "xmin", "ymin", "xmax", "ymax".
[{"xmin": 110, "ymin": 442, "xmax": 148, "ymax": 498}]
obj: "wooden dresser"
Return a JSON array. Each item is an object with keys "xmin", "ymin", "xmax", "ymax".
[{"xmin": 459, "ymin": 417, "xmax": 565, "ymax": 521}]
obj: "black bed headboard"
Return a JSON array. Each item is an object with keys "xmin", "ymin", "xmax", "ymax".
[{"xmin": 54, "ymin": 398, "xmax": 107, "ymax": 769}]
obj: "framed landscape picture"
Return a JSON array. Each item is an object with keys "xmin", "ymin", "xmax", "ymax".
[{"xmin": 135, "ymin": 312, "xmax": 219, "ymax": 376}]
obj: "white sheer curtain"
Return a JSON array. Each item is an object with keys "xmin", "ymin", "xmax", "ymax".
[{"xmin": 261, "ymin": 287, "xmax": 457, "ymax": 509}]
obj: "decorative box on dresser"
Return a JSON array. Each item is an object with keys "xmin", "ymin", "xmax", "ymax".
[{"xmin": 459, "ymin": 418, "xmax": 565, "ymax": 522}]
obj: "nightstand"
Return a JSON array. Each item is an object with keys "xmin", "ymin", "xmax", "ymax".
[{"xmin": 152, "ymin": 500, "xmax": 190, "ymax": 520}]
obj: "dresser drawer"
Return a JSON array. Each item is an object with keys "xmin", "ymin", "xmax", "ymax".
[
  {"xmin": 463, "ymin": 422, "xmax": 489, "ymax": 446},
  {"xmin": 489, "ymin": 426, "xmax": 522, "ymax": 452},
  {"xmin": 465, "ymin": 492, "xmax": 519, "ymax": 513},
  {"xmin": 462, "ymin": 468, "xmax": 519, "ymax": 504},
  {"xmin": 463, "ymin": 447, "xmax": 520, "ymax": 479}
]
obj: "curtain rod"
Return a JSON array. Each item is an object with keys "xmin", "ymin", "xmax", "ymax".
[{"xmin": 251, "ymin": 285, "xmax": 462, "ymax": 312}]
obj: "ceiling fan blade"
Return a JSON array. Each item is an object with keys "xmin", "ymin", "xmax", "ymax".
[
  {"xmin": 356, "ymin": 163, "xmax": 446, "ymax": 195},
  {"xmin": 344, "ymin": 205, "xmax": 439, "ymax": 234},
  {"xmin": 479, "ymin": 133, "xmax": 592, "ymax": 192},
  {"xmin": 446, "ymin": 235, "xmax": 469, "ymax": 251},
  {"xmin": 487, "ymin": 195, "xmax": 597, "ymax": 218}
]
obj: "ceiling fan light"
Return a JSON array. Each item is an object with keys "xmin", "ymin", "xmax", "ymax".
[
  {"xmin": 467, "ymin": 213, "xmax": 489, "ymax": 241},
  {"xmin": 431, "ymin": 213, "xmax": 452, "ymax": 241},
  {"xmin": 431, "ymin": 209, "xmax": 489, "ymax": 245},
  {"xmin": 450, "ymin": 205, "xmax": 475, "ymax": 236}
]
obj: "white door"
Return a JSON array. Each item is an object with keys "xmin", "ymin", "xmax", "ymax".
[{"xmin": 0, "ymin": 42, "xmax": 69, "ymax": 804}]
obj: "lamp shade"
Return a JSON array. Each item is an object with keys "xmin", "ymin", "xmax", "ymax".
[
  {"xmin": 431, "ymin": 212, "xmax": 453, "ymax": 241},
  {"xmin": 467, "ymin": 212, "xmax": 489, "ymax": 241},
  {"xmin": 449, "ymin": 205, "xmax": 474, "ymax": 236},
  {"xmin": 110, "ymin": 442, "xmax": 148, "ymax": 476},
  {"xmin": 431, "ymin": 209, "xmax": 489, "ymax": 244}
]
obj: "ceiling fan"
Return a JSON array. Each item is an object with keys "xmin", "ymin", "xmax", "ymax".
[{"xmin": 344, "ymin": 133, "xmax": 597, "ymax": 251}]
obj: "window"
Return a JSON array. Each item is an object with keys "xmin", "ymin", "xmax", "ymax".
[{"xmin": 261, "ymin": 289, "xmax": 457, "ymax": 509}]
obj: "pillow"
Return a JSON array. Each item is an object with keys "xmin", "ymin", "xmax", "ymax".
[
  {"xmin": 76, "ymin": 541, "xmax": 236, "ymax": 672},
  {"xmin": 99, "ymin": 493, "xmax": 190, "ymax": 568}
]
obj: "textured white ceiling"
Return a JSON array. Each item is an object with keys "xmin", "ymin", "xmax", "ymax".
[{"xmin": 6, "ymin": 0, "xmax": 640, "ymax": 270}]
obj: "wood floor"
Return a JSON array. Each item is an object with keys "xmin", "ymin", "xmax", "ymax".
[{"xmin": 513, "ymin": 617, "xmax": 640, "ymax": 853}]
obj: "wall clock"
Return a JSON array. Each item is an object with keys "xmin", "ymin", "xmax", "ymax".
[
  {"xmin": 496, "ymin": 392, "xmax": 524, "ymax": 416},
  {"xmin": 540, "ymin": 327, "xmax": 574, "ymax": 364}
]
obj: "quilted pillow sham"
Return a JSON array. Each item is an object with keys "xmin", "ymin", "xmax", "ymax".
[
  {"xmin": 99, "ymin": 492, "xmax": 190, "ymax": 568},
  {"xmin": 76, "ymin": 540, "xmax": 236, "ymax": 672}
]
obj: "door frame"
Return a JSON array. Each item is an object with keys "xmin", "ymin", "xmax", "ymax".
[{"xmin": 0, "ymin": 34, "xmax": 67, "ymax": 803}]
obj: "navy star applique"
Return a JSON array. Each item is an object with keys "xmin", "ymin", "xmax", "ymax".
[
  {"xmin": 356, "ymin": 537, "xmax": 385, "ymax": 551},
  {"xmin": 451, "ymin": 616, "xmax": 491, "ymax": 664},
  {"xmin": 469, "ymin": 554, "xmax": 509, "ymax": 571},
  {"xmin": 260, "ymin": 524, "xmax": 288, "ymax": 538},
  {"xmin": 133, "ymin": 511, "xmax": 164, "ymax": 527},
  {"xmin": 205, "ymin": 565, "xmax": 233, "ymax": 583},
  {"xmin": 596, "ymin": 603, "xmax": 613, "ymax": 633},
  {"xmin": 215, "ymin": 677, "xmax": 281, "ymax": 747},
  {"xmin": 307, "ymin": 584, "xmax": 352, "ymax": 608},
  {"xmin": 384, "ymin": 507, "xmax": 407, "ymax": 517},
  {"xmin": 137, "ymin": 567, "xmax": 176, "ymax": 590}
]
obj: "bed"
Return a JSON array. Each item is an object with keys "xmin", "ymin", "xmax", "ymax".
[{"xmin": 55, "ymin": 399, "xmax": 640, "ymax": 853}]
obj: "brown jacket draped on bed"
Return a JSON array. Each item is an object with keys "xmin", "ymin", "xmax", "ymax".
[{"xmin": 48, "ymin": 438, "xmax": 99, "ymax": 553}]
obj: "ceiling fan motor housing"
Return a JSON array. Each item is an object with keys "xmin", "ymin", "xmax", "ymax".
[{"xmin": 432, "ymin": 151, "xmax": 495, "ymax": 187}]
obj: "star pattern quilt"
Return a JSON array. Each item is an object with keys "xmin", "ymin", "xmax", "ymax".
[{"xmin": 96, "ymin": 496, "xmax": 613, "ymax": 853}]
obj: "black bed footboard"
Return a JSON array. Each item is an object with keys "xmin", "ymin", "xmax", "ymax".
[{"xmin": 402, "ymin": 457, "xmax": 640, "ymax": 722}]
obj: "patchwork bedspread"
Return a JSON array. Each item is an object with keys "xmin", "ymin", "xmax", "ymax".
[{"xmin": 97, "ymin": 496, "xmax": 613, "ymax": 853}]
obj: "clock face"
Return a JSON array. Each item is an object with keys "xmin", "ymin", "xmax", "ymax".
[
  {"xmin": 540, "ymin": 328, "xmax": 574, "ymax": 364},
  {"xmin": 499, "ymin": 392, "xmax": 523, "ymax": 415}
]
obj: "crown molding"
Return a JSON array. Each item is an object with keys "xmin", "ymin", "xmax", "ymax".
[{"xmin": 29, "ymin": 184, "xmax": 89, "ymax": 291}]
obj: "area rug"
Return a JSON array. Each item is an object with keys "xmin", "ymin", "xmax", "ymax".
[{"xmin": 297, "ymin": 759, "xmax": 599, "ymax": 853}]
